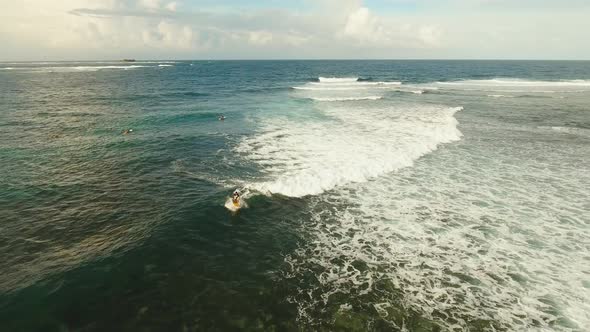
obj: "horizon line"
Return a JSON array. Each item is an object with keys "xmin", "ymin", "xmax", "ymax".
[{"xmin": 2, "ymin": 58, "xmax": 590, "ymax": 62}]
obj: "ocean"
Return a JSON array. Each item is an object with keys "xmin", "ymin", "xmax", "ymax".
[{"xmin": 0, "ymin": 60, "xmax": 589, "ymax": 331}]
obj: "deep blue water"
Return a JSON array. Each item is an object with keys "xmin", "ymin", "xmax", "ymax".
[{"xmin": 1, "ymin": 61, "xmax": 589, "ymax": 331}]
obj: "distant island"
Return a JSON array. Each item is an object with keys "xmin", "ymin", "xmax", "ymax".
[{"xmin": 122, "ymin": 59, "xmax": 136, "ymax": 62}]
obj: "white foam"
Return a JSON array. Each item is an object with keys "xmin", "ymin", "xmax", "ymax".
[
  {"xmin": 1, "ymin": 65, "xmax": 150, "ymax": 73},
  {"xmin": 438, "ymin": 78, "xmax": 590, "ymax": 87},
  {"xmin": 538, "ymin": 126, "xmax": 590, "ymax": 137},
  {"xmin": 297, "ymin": 81, "xmax": 402, "ymax": 91},
  {"xmin": 318, "ymin": 77, "xmax": 359, "ymax": 83},
  {"xmin": 293, "ymin": 86, "xmax": 373, "ymax": 91},
  {"xmin": 158, "ymin": 64, "xmax": 173, "ymax": 67},
  {"xmin": 284, "ymin": 139, "xmax": 590, "ymax": 330},
  {"xmin": 138, "ymin": 61, "xmax": 176, "ymax": 64},
  {"xmin": 292, "ymin": 79, "xmax": 405, "ymax": 106},
  {"xmin": 73, "ymin": 65, "xmax": 148, "ymax": 71},
  {"xmin": 487, "ymin": 94, "xmax": 514, "ymax": 98},
  {"xmin": 0, "ymin": 61, "xmax": 177, "ymax": 65},
  {"xmin": 430, "ymin": 78, "xmax": 590, "ymax": 93},
  {"xmin": 310, "ymin": 96, "xmax": 383, "ymax": 102},
  {"xmin": 310, "ymin": 81, "xmax": 402, "ymax": 86},
  {"xmin": 256, "ymin": 76, "xmax": 590, "ymax": 331},
  {"xmin": 236, "ymin": 103, "xmax": 463, "ymax": 197}
]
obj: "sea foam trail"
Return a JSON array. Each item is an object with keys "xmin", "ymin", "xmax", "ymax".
[
  {"xmin": 1, "ymin": 65, "xmax": 151, "ymax": 73},
  {"xmin": 487, "ymin": 94, "xmax": 514, "ymax": 98},
  {"xmin": 236, "ymin": 103, "xmax": 463, "ymax": 197},
  {"xmin": 293, "ymin": 86, "xmax": 374, "ymax": 91},
  {"xmin": 429, "ymin": 78, "xmax": 590, "ymax": 93},
  {"xmin": 438, "ymin": 78, "xmax": 590, "ymax": 87},
  {"xmin": 70, "ymin": 65, "xmax": 149, "ymax": 71},
  {"xmin": 0, "ymin": 61, "xmax": 177, "ymax": 65}
]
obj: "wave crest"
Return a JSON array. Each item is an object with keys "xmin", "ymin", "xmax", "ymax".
[
  {"xmin": 318, "ymin": 77, "xmax": 359, "ymax": 83},
  {"xmin": 310, "ymin": 96, "xmax": 382, "ymax": 102},
  {"xmin": 237, "ymin": 104, "xmax": 463, "ymax": 197},
  {"xmin": 430, "ymin": 78, "xmax": 590, "ymax": 94}
]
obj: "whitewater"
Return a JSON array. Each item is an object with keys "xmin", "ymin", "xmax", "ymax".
[{"xmin": 236, "ymin": 75, "xmax": 590, "ymax": 331}]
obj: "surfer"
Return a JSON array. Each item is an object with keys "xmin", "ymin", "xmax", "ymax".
[
  {"xmin": 218, "ymin": 115, "xmax": 225, "ymax": 121},
  {"xmin": 232, "ymin": 190, "xmax": 241, "ymax": 206},
  {"xmin": 225, "ymin": 189, "xmax": 246, "ymax": 211}
]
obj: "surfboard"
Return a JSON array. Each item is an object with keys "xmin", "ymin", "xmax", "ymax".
[
  {"xmin": 225, "ymin": 197, "xmax": 245, "ymax": 212},
  {"xmin": 225, "ymin": 189, "xmax": 249, "ymax": 212}
]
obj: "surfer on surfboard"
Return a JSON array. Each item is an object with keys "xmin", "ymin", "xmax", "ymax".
[
  {"xmin": 225, "ymin": 189, "xmax": 247, "ymax": 212},
  {"xmin": 232, "ymin": 190, "xmax": 241, "ymax": 207}
]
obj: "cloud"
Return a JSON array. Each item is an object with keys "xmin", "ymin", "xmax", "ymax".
[
  {"xmin": 342, "ymin": 7, "xmax": 379, "ymax": 41},
  {"xmin": 138, "ymin": 0, "xmax": 162, "ymax": 10},
  {"xmin": 165, "ymin": 2, "xmax": 178, "ymax": 11},
  {"xmin": 248, "ymin": 31, "xmax": 273, "ymax": 45},
  {"xmin": 0, "ymin": 0, "xmax": 588, "ymax": 60},
  {"xmin": 68, "ymin": 7, "xmax": 177, "ymax": 18},
  {"xmin": 340, "ymin": 6, "xmax": 442, "ymax": 49}
]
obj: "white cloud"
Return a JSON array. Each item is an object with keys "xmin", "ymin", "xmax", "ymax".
[
  {"xmin": 138, "ymin": 0, "xmax": 161, "ymax": 10},
  {"xmin": 418, "ymin": 25, "xmax": 442, "ymax": 47},
  {"xmin": 248, "ymin": 31, "xmax": 273, "ymax": 45},
  {"xmin": 154, "ymin": 21, "xmax": 196, "ymax": 49},
  {"xmin": 340, "ymin": 6, "xmax": 443, "ymax": 48},
  {"xmin": 342, "ymin": 7, "xmax": 378, "ymax": 41},
  {"xmin": 0, "ymin": 0, "xmax": 588, "ymax": 60},
  {"xmin": 165, "ymin": 2, "xmax": 178, "ymax": 12},
  {"xmin": 283, "ymin": 32, "xmax": 309, "ymax": 47}
]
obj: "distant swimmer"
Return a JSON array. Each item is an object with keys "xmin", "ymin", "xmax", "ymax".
[
  {"xmin": 122, "ymin": 128, "xmax": 134, "ymax": 135},
  {"xmin": 218, "ymin": 115, "xmax": 226, "ymax": 121}
]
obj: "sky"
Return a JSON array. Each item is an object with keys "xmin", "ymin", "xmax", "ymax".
[{"xmin": 1, "ymin": 0, "xmax": 589, "ymax": 60}]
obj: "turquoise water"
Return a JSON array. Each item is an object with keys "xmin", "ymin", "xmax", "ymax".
[{"xmin": 1, "ymin": 61, "xmax": 589, "ymax": 331}]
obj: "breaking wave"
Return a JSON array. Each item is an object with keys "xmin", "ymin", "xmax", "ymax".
[
  {"xmin": 309, "ymin": 96, "xmax": 383, "ymax": 102},
  {"xmin": 236, "ymin": 103, "xmax": 463, "ymax": 197},
  {"xmin": 285, "ymin": 163, "xmax": 590, "ymax": 330},
  {"xmin": 310, "ymin": 81, "xmax": 402, "ymax": 87},
  {"xmin": 437, "ymin": 78, "xmax": 590, "ymax": 87},
  {"xmin": 0, "ymin": 65, "xmax": 153, "ymax": 73},
  {"xmin": 318, "ymin": 77, "xmax": 359, "ymax": 83},
  {"xmin": 487, "ymin": 94, "xmax": 514, "ymax": 98},
  {"xmin": 278, "ymin": 109, "xmax": 590, "ymax": 331},
  {"xmin": 292, "ymin": 77, "xmax": 411, "ymax": 105},
  {"xmin": 429, "ymin": 78, "xmax": 590, "ymax": 94}
]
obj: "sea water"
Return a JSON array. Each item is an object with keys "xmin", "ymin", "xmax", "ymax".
[{"xmin": 0, "ymin": 60, "xmax": 589, "ymax": 331}]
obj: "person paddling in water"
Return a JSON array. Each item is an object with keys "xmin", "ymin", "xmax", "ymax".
[{"xmin": 232, "ymin": 190, "xmax": 241, "ymax": 205}]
